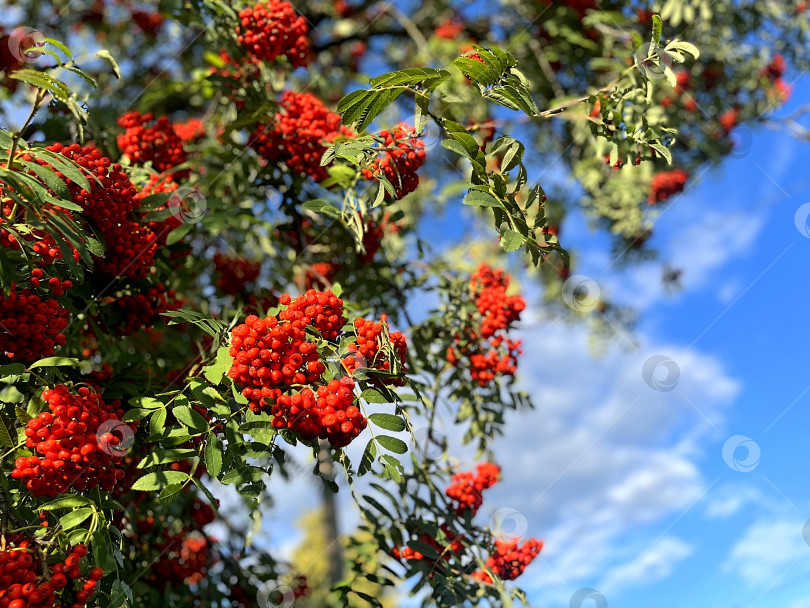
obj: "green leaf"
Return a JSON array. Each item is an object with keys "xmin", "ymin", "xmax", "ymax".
[
  {"xmin": 166, "ymin": 222, "xmax": 193, "ymax": 246},
  {"xmin": 649, "ymin": 142, "xmax": 673, "ymax": 165},
  {"xmin": 28, "ymin": 357, "xmax": 80, "ymax": 369},
  {"xmin": 0, "ymin": 415, "xmax": 15, "ymax": 448},
  {"xmin": 0, "ymin": 363, "xmax": 26, "ymax": 376},
  {"xmin": 60, "ymin": 508, "xmax": 93, "ymax": 530},
  {"xmin": 131, "ymin": 471, "xmax": 190, "ymax": 491},
  {"xmin": 368, "ymin": 413, "xmax": 406, "ymax": 432},
  {"xmin": 149, "ymin": 408, "xmax": 167, "ymax": 435},
  {"xmin": 651, "ymin": 14, "xmax": 663, "ymax": 47},
  {"xmin": 122, "ymin": 408, "xmax": 153, "ymax": 422},
  {"xmin": 41, "ymin": 496, "xmax": 93, "ymax": 510},
  {"xmin": 137, "ymin": 449, "xmax": 197, "ymax": 468},
  {"xmin": 463, "ymin": 190, "xmax": 502, "ymax": 208},
  {"xmin": 376, "ymin": 435, "xmax": 407, "ymax": 454},
  {"xmin": 666, "ymin": 40, "xmax": 700, "ymax": 59},
  {"xmin": 358, "ymin": 438, "xmax": 377, "ymax": 476},
  {"xmin": 415, "ymin": 93, "xmax": 429, "ymax": 133},
  {"xmin": 96, "ymin": 49, "xmax": 121, "ymax": 78},
  {"xmin": 500, "ymin": 229, "xmax": 524, "ymax": 252},
  {"xmin": 203, "ymin": 346, "xmax": 232, "ymax": 385},
  {"xmin": 205, "ymin": 435, "xmax": 223, "ymax": 477},
  {"xmin": 222, "ymin": 466, "xmax": 265, "ymax": 485},
  {"xmin": 158, "ymin": 483, "xmax": 184, "ymax": 503},
  {"xmin": 173, "ymin": 405, "xmax": 209, "ymax": 432},
  {"xmin": 44, "ymin": 37, "xmax": 72, "ymax": 60},
  {"xmin": 361, "ymin": 388, "xmax": 389, "ymax": 404},
  {"xmin": 301, "ymin": 199, "xmax": 341, "ymax": 218}
]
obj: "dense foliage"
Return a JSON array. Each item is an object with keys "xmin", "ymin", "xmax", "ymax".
[{"xmin": 0, "ymin": 1, "xmax": 806, "ymax": 606}]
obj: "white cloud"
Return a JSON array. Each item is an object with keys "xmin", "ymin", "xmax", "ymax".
[
  {"xmin": 476, "ymin": 321, "xmax": 739, "ymax": 605},
  {"xmin": 600, "ymin": 536, "xmax": 693, "ymax": 589},
  {"xmin": 722, "ymin": 518, "xmax": 807, "ymax": 585},
  {"xmin": 704, "ymin": 485, "xmax": 765, "ymax": 519}
]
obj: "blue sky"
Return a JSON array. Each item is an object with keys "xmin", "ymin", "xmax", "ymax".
[
  {"xmin": 244, "ymin": 72, "xmax": 810, "ymax": 608},
  {"xmin": 476, "ymin": 76, "xmax": 810, "ymax": 607}
]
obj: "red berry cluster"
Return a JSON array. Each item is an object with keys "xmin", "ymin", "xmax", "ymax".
[
  {"xmin": 464, "ymin": 336, "xmax": 522, "ymax": 386},
  {"xmin": 719, "ymin": 107, "xmax": 740, "ymax": 134},
  {"xmin": 131, "ymin": 10, "xmax": 164, "ymax": 36},
  {"xmin": 649, "ymin": 169, "xmax": 688, "ymax": 205},
  {"xmin": 304, "ymin": 261, "xmax": 340, "ymax": 290},
  {"xmin": 173, "ymin": 117, "xmax": 205, "ymax": 143},
  {"xmin": 392, "ymin": 524, "xmax": 464, "ymax": 563},
  {"xmin": 0, "ymin": 542, "xmax": 102, "ymax": 608},
  {"xmin": 763, "ymin": 53, "xmax": 787, "ymax": 80},
  {"xmin": 469, "ymin": 265, "xmax": 525, "ymax": 339},
  {"xmin": 229, "ymin": 290, "xmax": 381, "ymax": 447},
  {"xmin": 117, "ymin": 112, "xmax": 189, "ymax": 176},
  {"xmin": 11, "ymin": 385, "xmax": 134, "ymax": 497},
  {"xmin": 762, "ymin": 53, "xmax": 791, "ymax": 103},
  {"xmin": 0, "ymin": 285, "xmax": 69, "ymax": 362},
  {"xmin": 28, "ymin": 271, "xmax": 73, "ymax": 296},
  {"xmin": 358, "ymin": 212, "xmax": 401, "ymax": 265},
  {"xmin": 0, "ymin": 28, "xmax": 28, "ymax": 92},
  {"xmin": 445, "ymin": 462, "xmax": 501, "ymax": 516},
  {"xmin": 251, "ymin": 91, "xmax": 353, "ymax": 181},
  {"xmin": 273, "ymin": 378, "xmax": 366, "ymax": 447},
  {"xmin": 0, "ymin": 200, "xmax": 70, "ymax": 266},
  {"xmin": 103, "ymin": 284, "xmax": 179, "ymax": 336},
  {"xmin": 360, "ymin": 125, "xmax": 426, "ymax": 199},
  {"xmin": 213, "ymin": 253, "xmax": 261, "ymax": 296},
  {"xmin": 150, "ymin": 533, "xmax": 209, "ymax": 589},
  {"xmin": 91, "ymin": 219, "xmax": 157, "ymax": 280},
  {"xmin": 435, "ymin": 18, "xmax": 465, "ymax": 39},
  {"xmin": 446, "ymin": 265, "xmax": 525, "ymax": 386},
  {"xmin": 236, "ymin": 0, "xmax": 310, "ymax": 68},
  {"xmin": 472, "ymin": 538, "xmax": 543, "ymax": 584},
  {"xmin": 228, "ymin": 290, "xmax": 341, "ymax": 410},
  {"xmin": 344, "ymin": 317, "xmax": 408, "ymax": 386},
  {"xmin": 43, "ymin": 143, "xmax": 156, "ymax": 279}
]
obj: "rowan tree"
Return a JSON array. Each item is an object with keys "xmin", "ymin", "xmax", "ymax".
[{"xmin": 0, "ymin": 1, "xmax": 806, "ymax": 607}]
